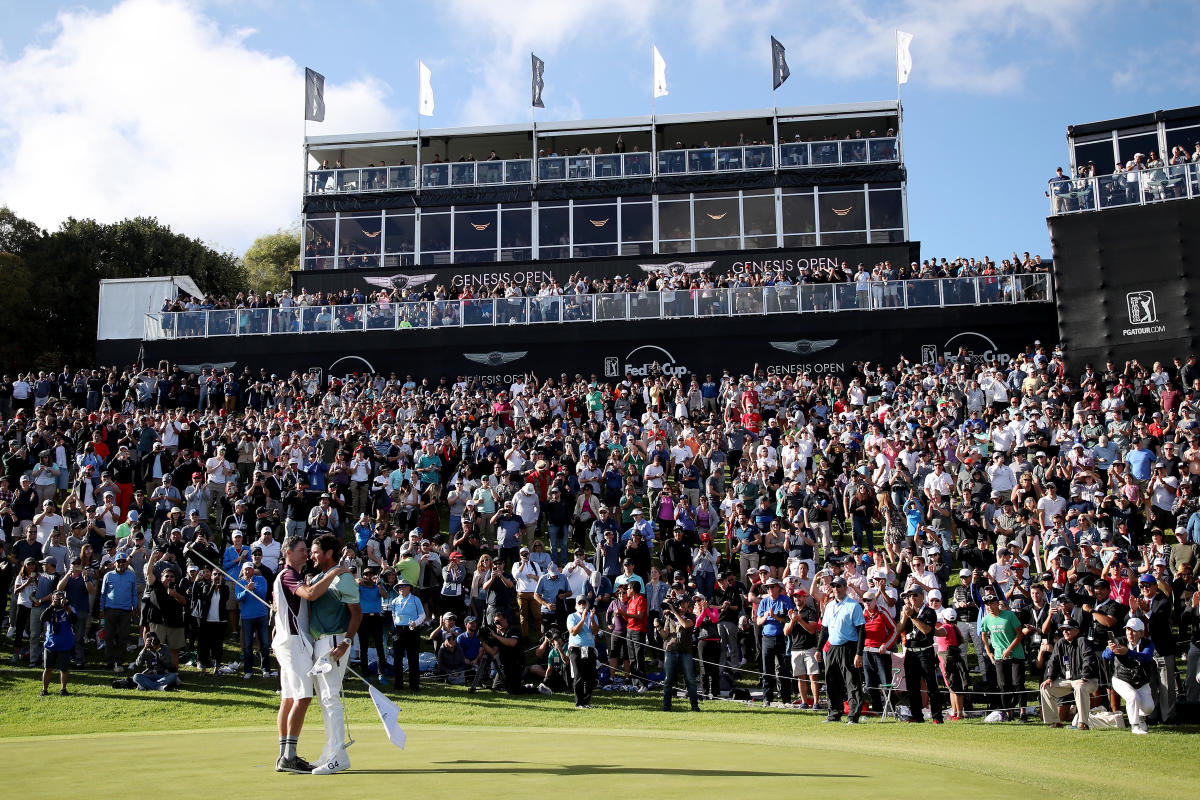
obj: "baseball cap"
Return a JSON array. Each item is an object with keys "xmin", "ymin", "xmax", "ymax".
[
  {"xmin": 959, "ymin": 568, "xmax": 972, "ymax": 578},
  {"xmin": 1125, "ymin": 617, "xmax": 1145, "ymax": 632},
  {"xmin": 1138, "ymin": 574, "xmax": 1157, "ymax": 585},
  {"xmin": 114, "ymin": 552, "xmax": 129, "ymax": 561},
  {"xmin": 982, "ymin": 592, "xmax": 999, "ymax": 603},
  {"xmin": 1059, "ymin": 618, "xmax": 1079, "ymax": 631},
  {"xmin": 830, "ymin": 576, "xmax": 847, "ymax": 587}
]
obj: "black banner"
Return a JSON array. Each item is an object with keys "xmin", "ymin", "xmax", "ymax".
[
  {"xmin": 292, "ymin": 242, "xmax": 920, "ymax": 296},
  {"xmin": 771, "ymin": 36, "xmax": 790, "ymax": 90},
  {"xmin": 141, "ymin": 302, "xmax": 1056, "ymax": 384},
  {"xmin": 1049, "ymin": 199, "xmax": 1200, "ymax": 370}
]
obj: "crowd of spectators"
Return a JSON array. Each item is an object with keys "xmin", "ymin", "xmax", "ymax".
[
  {"xmin": 1048, "ymin": 144, "xmax": 1200, "ymax": 212},
  {"xmin": 3, "ymin": 339, "xmax": 1197, "ymax": 730},
  {"xmin": 160, "ymin": 252, "xmax": 1050, "ymax": 316}
]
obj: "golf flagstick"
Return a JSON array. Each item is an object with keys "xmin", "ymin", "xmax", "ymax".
[{"xmin": 184, "ymin": 544, "xmax": 406, "ymax": 750}]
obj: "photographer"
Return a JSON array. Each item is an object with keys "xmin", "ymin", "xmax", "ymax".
[
  {"xmin": 40, "ymin": 591, "xmax": 77, "ymax": 696},
  {"xmin": 567, "ymin": 596, "xmax": 600, "ymax": 708},
  {"xmin": 129, "ymin": 631, "xmax": 179, "ymax": 691},
  {"xmin": 656, "ymin": 590, "xmax": 700, "ymax": 712}
]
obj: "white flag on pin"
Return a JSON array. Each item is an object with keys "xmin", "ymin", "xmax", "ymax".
[
  {"xmin": 652, "ymin": 46, "xmax": 668, "ymax": 99},
  {"xmin": 368, "ymin": 684, "xmax": 406, "ymax": 749},
  {"xmin": 896, "ymin": 30, "xmax": 914, "ymax": 85},
  {"xmin": 418, "ymin": 60, "xmax": 435, "ymax": 117}
]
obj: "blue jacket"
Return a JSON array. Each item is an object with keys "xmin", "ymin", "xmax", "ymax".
[{"xmin": 235, "ymin": 575, "xmax": 268, "ymax": 619}]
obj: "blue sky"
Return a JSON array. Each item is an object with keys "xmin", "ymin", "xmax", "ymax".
[{"xmin": 0, "ymin": 0, "xmax": 1197, "ymax": 258}]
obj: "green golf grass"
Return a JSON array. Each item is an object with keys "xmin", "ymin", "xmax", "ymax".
[{"xmin": 2, "ymin": 666, "xmax": 1198, "ymax": 797}]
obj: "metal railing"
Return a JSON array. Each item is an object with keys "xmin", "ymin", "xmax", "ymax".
[
  {"xmin": 304, "ymin": 137, "xmax": 901, "ymax": 195},
  {"xmin": 1047, "ymin": 162, "xmax": 1200, "ymax": 216},
  {"xmin": 655, "ymin": 145, "xmax": 774, "ymax": 175},
  {"xmin": 537, "ymin": 151, "xmax": 653, "ymax": 181},
  {"xmin": 308, "ymin": 165, "xmax": 416, "ymax": 194},
  {"xmin": 144, "ymin": 274, "xmax": 1051, "ymax": 341},
  {"xmin": 779, "ymin": 136, "xmax": 897, "ymax": 169}
]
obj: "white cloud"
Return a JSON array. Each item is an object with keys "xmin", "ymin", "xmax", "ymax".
[
  {"xmin": 443, "ymin": 0, "xmax": 657, "ymax": 125},
  {"xmin": 0, "ymin": 0, "xmax": 398, "ymax": 254},
  {"xmin": 674, "ymin": 0, "xmax": 1096, "ymax": 94}
]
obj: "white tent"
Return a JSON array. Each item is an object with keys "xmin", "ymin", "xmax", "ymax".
[{"xmin": 97, "ymin": 276, "xmax": 203, "ymax": 342}]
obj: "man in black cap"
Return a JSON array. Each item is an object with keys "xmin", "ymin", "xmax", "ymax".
[
  {"xmin": 898, "ymin": 585, "xmax": 943, "ymax": 723},
  {"xmin": 1038, "ymin": 617, "xmax": 1098, "ymax": 729}
]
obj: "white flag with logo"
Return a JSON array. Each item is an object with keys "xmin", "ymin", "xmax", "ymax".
[
  {"xmin": 418, "ymin": 60, "xmax": 435, "ymax": 117},
  {"xmin": 368, "ymin": 684, "xmax": 406, "ymax": 749},
  {"xmin": 896, "ymin": 30, "xmax": 914, "ymax": 85},
  {"xmin": 652, "ymin": 45, "xmax": 668, "ymax": 99}
]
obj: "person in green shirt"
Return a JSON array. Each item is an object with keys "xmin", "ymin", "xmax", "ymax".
[
  {"xmin": 307, "ymin": 533, "xmax": 362, "ymax": 775},
  {"xmin": 980, "ymin": 593, "xmax": 1031, "ymax": 720}
]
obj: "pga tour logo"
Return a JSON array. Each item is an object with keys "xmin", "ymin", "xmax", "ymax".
[
  {"xmin": 1126, "ymin": 291, "xmax": 1157, "ymax": 325},
  {"xmin": 606, "ymin": 345, "xmax": 689, "ymax": 378},
  {"xmin": 1122, "ymin": 290, "xmax": 1166, "ymax": 337}
]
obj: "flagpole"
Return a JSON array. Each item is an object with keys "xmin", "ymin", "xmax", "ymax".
[{"xmin": 415, "ymin": 59, "xmax": 422, "ymax": 197}]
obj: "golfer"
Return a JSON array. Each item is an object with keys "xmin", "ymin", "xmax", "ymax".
[
  {"xmin": 273, "ymin": 536, "xmax": 351, "ymax": 774},
  {"xmin": 307, "ymin": 533, "xmax": 362, "ymax": 775}
]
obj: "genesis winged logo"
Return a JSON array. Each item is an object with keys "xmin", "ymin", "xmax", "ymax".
[
  {"xmin": 769, "ymin": 339, "xmax": 837, "ymax": 355},
  {"xmin": 464, "ymin": 351, "xmax": 528, "ymax": 367},
  {"xmin": 364, "ymin": 273, "xmax": 438, "ymax": 292},
  {"xmin": 637, "ymin": 260, "xmax": 715, "ymax": 277}
]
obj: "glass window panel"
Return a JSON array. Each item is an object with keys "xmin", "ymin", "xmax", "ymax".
[
  {"xmin": 477, "ymin": 161, "xmax": 503, "ymax": 184},
  {"xmin": 658, "ymin": 200, "xmax": 691, "ymax": 242},
  {"xmin": 821, "ymin": 231, "xmax": 868, "ymax": 246},
  {"xmin": 338, "ymin": 214, "xmax": 382, "ymax": 259},
  {"xmin": 420, "ymin": 212, "xmax": 451, "ymax": 253},
  {"xmin": 621, "ymin": 242, "xmax": 653, "ymax": 256},
  {"xmin": 868, "ymin": 138, "xmax": 897, "ymax": 162},
  {"xmin": 660, "ymin": 240, "xmax": 690, "ymax": 254},
  {"xmin": 538, "ymin": 246, "xmax": 569, "ymax": 261},
  {"xmin": 783, "ymin": 233, "xmax": 817, "ymax": 248},
  {"xmin": 742, "ymin": 194, "xmax": 776, "ymax": 237},
  {"xmin": 868, "ymin": 189, "xmax": 903, "ymax": 230},
  {"xmin": 305, "ymin": 215, "xmax": 335, "ymax": 256},
  {"xmin": 500, "ymin": 248, "xmax": 532, "ymax": 262},
  {"xmin": 744, "ymin": 235, "xmax": 777, "ymax": 250},
  {"xmin": 538, "ymin": 205, "xmax": 570, "ymax": 249},
  {"xmin": 501, "ymin": 209, "xmax": 531, "ymax": 248},
  {"xmin": 694, "ymin": 238, "xmax": 736, "ymax": 252},
  {"xmin": 574, "ymin": 244, "xmax": 618, "ymax": 258},
  {"xmin": 453, "ymin": 250, "xmax": 496, "ymax": 264},
  {"xmin": 451, "ymin": 162, "xmax": 476, "ymax": 185},
  {"xmin": 779, "ymin": 142, "xmax": 808, "ymax": 167},
  {"xmin": 621, "ymin": 203, "xmax": 652, "ymax": 242},
  {"xmin": 870, "ymin": 230, "xmax": 905, "ymax": 243},
  {"xmin": 781, "ymin": 191, "xmax": 815, "ymax": 235},
  {"xmin": 1165, "ymin": 126, "xmax": 1200, "ymax": 160},
  {"xmin": 573, "ymin": 203, "xmax": 617, "ymax": 244},
  {"xmin": 818, "ymin": 189, "xmax": 866, "ymax": 232},
  {"xmin": 456, "ymin": 208, "xmax": 497, "ymax": 251},
  {"xmin": 1117, "ymin": 132, "xmax": 1159, "ymax": 164},
  {"xmin": 384, "ymin": 213, "xmax": 415, "ymax": 254},
  {"xmin": 1073, "ymin": 140, "xmax": 1115, "ymax": 176},
  {"xmin": 694, "ymin": 197, "xmax": 739, "ymax": 238}
]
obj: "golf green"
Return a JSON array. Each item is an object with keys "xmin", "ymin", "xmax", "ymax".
[{"xmin": 0, "ymin": 724, "xmax": 1027, "ymax": 797}]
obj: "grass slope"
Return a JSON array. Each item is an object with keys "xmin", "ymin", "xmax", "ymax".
[{"xmin": 2, "ymin": 666, "xmax": 1197, "ymax": 797}]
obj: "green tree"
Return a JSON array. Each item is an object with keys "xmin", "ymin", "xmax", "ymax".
[
  {"xmin": 0, "ymin": 208, "xmax": 248, "ymax": 369},
  {"xmin": 244, "ymin": 228, "xmax": 300, "ymax": 295}
]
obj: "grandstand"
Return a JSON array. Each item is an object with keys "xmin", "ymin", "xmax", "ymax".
[{"xmin": 128, "ymin": 102, "xmax": 1059, "ymax": 377}]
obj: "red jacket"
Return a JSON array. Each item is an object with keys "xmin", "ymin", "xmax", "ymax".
[{"xmin": 863, "ymin": 605, "xmax": 898, "ymax": 652}]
